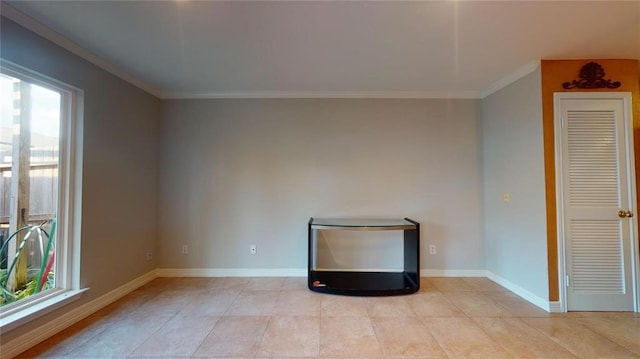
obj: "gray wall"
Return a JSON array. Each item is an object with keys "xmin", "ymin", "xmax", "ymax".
[
  {"xmin": 482, "ymin": 68, "xmax": 549, "ymax": 299},
  {"xmin": 159, "ymin": 99, "xmax": 484, "ymax": 271},
  {"xmin": 1, "ymin": 17, "xmax": 160, "ymax": 340}
]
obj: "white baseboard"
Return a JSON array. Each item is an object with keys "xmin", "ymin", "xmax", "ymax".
[
  {"xmin": 2, "ymin": 270, "xmax": 158, "ymax": 359},
  {"xmin": 548, "ymin": 301, "xmax": 562, "ymax": 313},
  {"xmin": 420, "ymin": 269, "xmax": 488, "ymax": 277},
  {"xmin": 157, "ymin": 268, "xmax": 487, "ymax": 278},
  {"xmin": 156, "ymin": 268, "xmax": 307, "ymax": 277},
  {"xmin": 486, "ymin": 271, "xmax": 551, "ymax": 312}
]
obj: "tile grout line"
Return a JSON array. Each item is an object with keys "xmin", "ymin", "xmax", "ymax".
[
  {"xmin": 125, "ymin": 311, "xmax": 179, "ymax": 358},
  {"xmin": 573, "ymin": 316, "xmax": 640, "ymax": 357},
  {"xmin": 367, "ymin": 305, "xmax": 386, "ymax": 359}
]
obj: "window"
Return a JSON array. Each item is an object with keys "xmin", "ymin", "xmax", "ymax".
[{"xmin": 0, "ymin": 60, "xmax": 83, "ymax": 330}]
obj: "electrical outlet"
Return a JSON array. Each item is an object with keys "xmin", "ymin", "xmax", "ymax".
[
  {"xmin": 146, "ymin": 249, "xmax": 153, "ymax": 261},
  {"xmin": 250, "ymin": 244, "xmax": 257, "ymax": 255},
  {"xmin": 182, "ymin": 244, "xmax": 188, "ymax": 254},
  {"xmin": 429, "ymin": 244, "xmax": 437, "ymax": 255}
]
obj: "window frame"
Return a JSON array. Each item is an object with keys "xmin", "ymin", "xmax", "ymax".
[{"xmin": 0, "ymin": 59, "xmax": 84, "ymax": 331}]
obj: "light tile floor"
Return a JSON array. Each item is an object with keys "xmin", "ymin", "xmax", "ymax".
[{"xmin": 17, "ymin": 277, "xmax": 640, "ymax": 359}]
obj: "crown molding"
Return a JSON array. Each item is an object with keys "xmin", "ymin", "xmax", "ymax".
[
  {"xmin": 3, "ymin": 2, "xmax": 540, "ymax": 101},
  {"xmin": 161, "ymin": 90, "xmax": 482, "ymax": 100},
  {"xmin": 1, "ymin": 2, "xmax": 163, "ymax": 98},
  {"xmin": 479, "ymin": 60, "xmax": 541, "ymax": 99}
]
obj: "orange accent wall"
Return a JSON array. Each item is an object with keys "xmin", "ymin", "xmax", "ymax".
[{"xmin": 541, "ymin": 59, "xmax": 640, "ymax": 301}]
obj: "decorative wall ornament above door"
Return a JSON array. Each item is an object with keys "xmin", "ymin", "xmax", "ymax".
[{"xmin": 562, "ymin": 62, "xmax": 621, "ymax": 89}]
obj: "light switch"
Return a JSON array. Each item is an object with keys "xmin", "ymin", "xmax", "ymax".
[{"xmin": 503, "ymin": 192, "xmax": 510, "ymax": 203}]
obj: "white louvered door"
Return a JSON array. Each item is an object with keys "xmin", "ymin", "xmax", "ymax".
[{"xmin": 558, "ymin": 94, "xmax": 635, "ymax": 311}]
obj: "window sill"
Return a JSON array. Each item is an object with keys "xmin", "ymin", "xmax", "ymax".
[{"xmin": 0, "ymin": 288, "xmax": 89, "ymax": 332}]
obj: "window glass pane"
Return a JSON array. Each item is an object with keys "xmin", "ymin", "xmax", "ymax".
[
  {"xmin": 0, "ymin": 74, "xmax": 15, "ymax": 281},
  {"xmin": 29, "ymin": 83, "xmax": 59, "ymax": 221},
  {"xmin": 0, "ymin": 74, "xmax": 59, "ymax": 307},
  {"xmin": 0, "ymin": 75, "xmax": 13, "ymax": 222}
]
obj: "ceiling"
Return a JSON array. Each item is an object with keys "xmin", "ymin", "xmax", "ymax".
[{"xmin": 3, "ymin": 1, "xmax": 640, "ymax": 99}]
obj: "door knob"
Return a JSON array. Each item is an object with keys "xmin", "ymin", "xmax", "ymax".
[{"xmin": 618, "ymin": 210, "xmax": 634, "ymax": 218}]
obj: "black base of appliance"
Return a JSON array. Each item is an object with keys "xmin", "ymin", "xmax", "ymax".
[{"xmin": 308, "ymin": 270, "xmax": 419, "ymax": 296}]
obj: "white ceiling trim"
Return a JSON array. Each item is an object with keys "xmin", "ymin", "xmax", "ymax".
[
  {"xmin": 479, "ymin": 60, "xmax": 541, "ymax": 99},
  {"xmin": 162, "ymin": 90, "xmax": 482, "ymax": 100},
  {"xmin": 1, "ymin": 2, "xmax": 164, "ymax": 98},
  {"xmin": 3, "ymin": 2, "xmax": 538, "ymax": 101}
]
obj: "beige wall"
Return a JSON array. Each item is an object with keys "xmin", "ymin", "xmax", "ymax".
[{"xmin": 0, "ymin": 17, "xmax": 160, "ymax": 343}]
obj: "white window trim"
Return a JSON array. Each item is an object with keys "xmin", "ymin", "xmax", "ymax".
[
  {"xmin": 0, "ymin": 288, "xmax": 87, "ymax": 332},
  {"xmin": 0, "ymin": 59, "xmax": 85, "ymax": 331}
]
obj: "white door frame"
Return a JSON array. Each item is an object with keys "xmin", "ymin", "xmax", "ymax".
[{"xmin": 554, "ymin": 91, "xmax": 640, "ymax": 312}]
